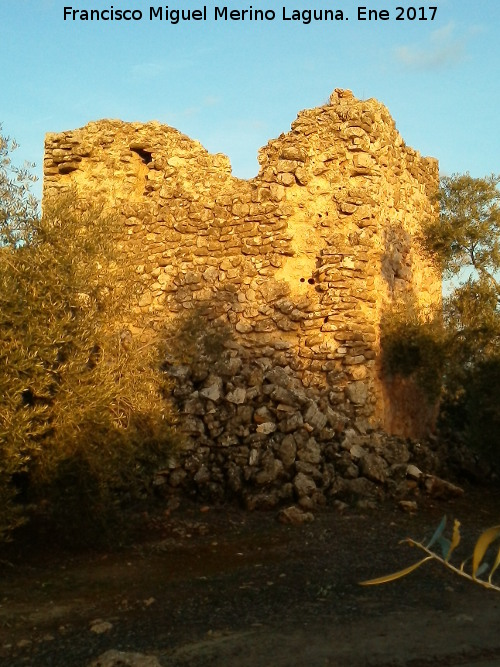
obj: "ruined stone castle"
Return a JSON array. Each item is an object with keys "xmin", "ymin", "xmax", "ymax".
[{"xmin": 43, "ymin": 89, "xmax": 441, "ymax": 482}]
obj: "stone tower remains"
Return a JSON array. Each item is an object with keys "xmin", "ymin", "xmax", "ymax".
[{"xmin": 43, "ymin": 89, "xmax": 441, "ymax": 444}]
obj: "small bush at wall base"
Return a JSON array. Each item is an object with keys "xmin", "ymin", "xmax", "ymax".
[{"xmin": 380, "ymin": 304, "xmax": 446, "ymax": 405}]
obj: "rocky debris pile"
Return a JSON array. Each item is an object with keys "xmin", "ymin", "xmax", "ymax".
[{"xmin": 157, "ymin": 347, "xmax": 461, "ymax": 513}]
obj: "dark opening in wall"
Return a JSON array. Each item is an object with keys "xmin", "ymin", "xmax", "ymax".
[
  {"xmin": 130, "ymin": 146, "xmax": 153, "ymax": 165},
  {"xmin": 308, "ymin": 278, "xmax": 315, "ymax": 285},
  {"xmin": 300, "ymin": 278, "xmax": 305, "ymax": 283}
]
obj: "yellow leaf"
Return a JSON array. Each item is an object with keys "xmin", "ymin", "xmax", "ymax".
[
  {"xmin": 472, "ymin": 525, "xmax": 500, "ymax": 579},
  {"xmin": 488, "ymin": 545, "xmax": 500, "ymax": 584},
  {"xmin": 446, "ymin": 519, "xmax": 461, "ymax": 561},
  {"xmin": 359, "ymin": 556, "xmax": 433, "ymax": 586}
]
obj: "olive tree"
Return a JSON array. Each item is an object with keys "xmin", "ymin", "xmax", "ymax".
[{"xmin": 0, "ymin": 130, "xmax": 177, "ymax": 543}]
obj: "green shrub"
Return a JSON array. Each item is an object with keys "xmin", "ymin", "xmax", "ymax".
[
  {"xmin": 0, "ymin": 192, "xmax": 177, "ymax": 544},
  {"xmin": 380, "ymin": 302, "xmax": 446, "ymax": 404}
]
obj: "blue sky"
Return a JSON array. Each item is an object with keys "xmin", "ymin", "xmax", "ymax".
[{"xmin": 1, "ymin": 0, "xmax": 498, "ymax": 199}]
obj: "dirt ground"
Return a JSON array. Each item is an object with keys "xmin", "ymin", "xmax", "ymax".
[{"xmin": 1, "ymin": 485, "xmax": 500, "ymax": 667}]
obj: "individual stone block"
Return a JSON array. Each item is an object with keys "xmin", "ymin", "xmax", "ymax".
[
  {"xmin": 225, "ymin": 387, "xmax": 247, "ymax": 405},
  {"xmin": 293, "ymin": 472, "xmax": 317, "ymax": 498},
  {"xmin": 359, "ymin": 453, "xmax": 388, "ymax": 484},
  {"xmin": 346, "ymin": 381, "xmax": 368, "ymax": 405},
  {"xmin": 303, "ymin": 402, "xmax": 327, "ymax": 431},
  {"xmin": 278, "ymin": 434, "xmax": 297, "ymax": 468}
]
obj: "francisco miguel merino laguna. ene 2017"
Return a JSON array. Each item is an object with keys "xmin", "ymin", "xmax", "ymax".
[{"xmin": 63, "ymin": 5, "xmax": 348, "ymax": 24}]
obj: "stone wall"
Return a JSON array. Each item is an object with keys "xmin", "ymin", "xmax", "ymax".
[{"xmin": 43, "ymin": 89, "xmax": 441, "ymax": 446}]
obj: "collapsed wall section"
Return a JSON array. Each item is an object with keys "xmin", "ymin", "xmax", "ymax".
[{"xmin": 43, "ymin": 89, "xmax": 440, "ymax": 440}]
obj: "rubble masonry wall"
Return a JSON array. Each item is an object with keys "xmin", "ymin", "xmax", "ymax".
[{"xmin": 43, "ymin": 89, "xmax": 441, "ymax": 448}]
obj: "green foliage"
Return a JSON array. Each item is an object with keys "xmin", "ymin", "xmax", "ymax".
[
  {"xmin": 424, "ymin": 172, "xmax": 500, "ymax": 283},
  {"xmin": 0, "ymin": 131, "xmax": 177, "ymax": 544},
  {"xmin": 360, "ymin": 517, "xmax": 500, "ymax": 592},
  {"xmin": 423, "ymin": 173, "xmax": 500, "ymax": 371},
  {"xmin": 380, "ymin": 302, "xmax": 446, "ymax": 404},
  {"xmin": 445, "ymin": 277, "xmax": 500, "ymax": 358},
  {"xmin": 0, "ymin": 126, "xmax": 38, "ymax": 246}
]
